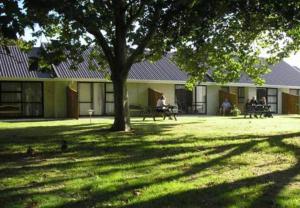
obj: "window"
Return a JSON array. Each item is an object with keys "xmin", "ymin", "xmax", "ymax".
[
  {"xmin": 175, "ymin": 85, "xmax": 193, "ymax": 114},
  {"xmin": 256, "ymin": 88, "xmax": 278, "ymax": 113},
  {"xmin": 78, "ymin": 82, "xmax": 105, "ymax": 116},
  {"xmin": 78, "ymin": 83, "xmax": 93, "ymax": 116},
  {"xmin": 238, "ymin": 87, "xmax": 245, "ymax": 103},
  {"xmin": 194, "ymin": 85, "xmax": 207, "ymax": 114},
  {"xmin": 267, "ymin": 88, "xmax": 278, "ymax": 113},
  {"xmin": 105, "ymin": 83, "xmax": 114, "ymax": 115},
  {"xmin": 290, "ymin": 89, "xmax": 300, "ymax": 96},
  {"xmin": 0, "ymin": 82, "xmax": 43, "ymax": 117}
]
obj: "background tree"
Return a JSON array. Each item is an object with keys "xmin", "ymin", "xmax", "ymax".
[
  {"xmin": 0, "ymin": 0, "xmax": 32, "ymax": 55},
  {"xmin": 10, "ymin": 0, "xmax": 300, "ymax": 131}
]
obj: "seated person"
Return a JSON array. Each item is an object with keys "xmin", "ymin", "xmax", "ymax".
[
  {"xmin": 219, "ymin": 98, "xmax": 231, "ymax": 115},
  {"xmin": 250, "ymin": 96, "xmax": 258, "ymax": 118},
  {"xmin": 250, "ymin": 96, "xmax": 258, "ymax": 105},
  {"xmin": 245, "ymin": 98, "xmax": 254, "ymax": 118},
  {"xmin": 259, "ymin": 97, "xmax": 267, "ymax": 105},
  {"xmin": 156, "ymin": 95, "xmax": 172, "ymax": 119},
  {"xmin": 156, "ymin": 95, "xmax": 167, "ymax": 112}
]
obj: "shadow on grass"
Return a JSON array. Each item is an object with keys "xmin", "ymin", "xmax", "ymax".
[{"xmin": 0, "ymin": 121, "xmax": 300, "ymax": 207}]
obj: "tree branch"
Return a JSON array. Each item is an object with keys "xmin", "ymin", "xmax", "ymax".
[
  {"xmin": 126, "ymin": 2, "xmax": 145, "ymax": 30},
  {"xmin": 71, "ymin": 13, "xmax": 115, "ymax": 68},
  {"xmin": 126, "ymin": 8, "xmax": 161, "ymax": 69}
]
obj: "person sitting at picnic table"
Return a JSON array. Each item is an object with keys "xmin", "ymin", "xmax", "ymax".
[
  {"xmin": 250, "ymin": 96, "xmax": 258, "ymax": 105},
  {"xmin": 219, "ymin": 98, "xmax": 232, "ymax": 116},
  {"xmin": 258, "ymin": 96, "xmax": 273, "ymax": 118},
  {"xmin": 156, "ymin": 95, "xmax": 172, "ymax": 118},
  {"xmin": 259, "ymin": 97, "xmax": 267, "ymax": 105},
  {"xmin": 156, "ymin": 95, "xmax": 167, "ymax": 111},
  {"xmin": 244, "ymin": 98, "xmax": 253, "ymax": 118},
  {"xmin": 250, "ymin": 97, "xmax": 258, "ymax": 118}
]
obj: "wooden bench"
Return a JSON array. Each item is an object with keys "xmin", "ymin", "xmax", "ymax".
[
  {"xmin": 142, "ymin": 106, "xmax": 178, "ymax": 121},
  {"xmin": 0, "ymin": 105, "xmax": 21, "ymax": 115}
]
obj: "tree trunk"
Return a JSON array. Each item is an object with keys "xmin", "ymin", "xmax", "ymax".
[{"xmin": 111, "ymin": 77, "xmax": 131, "ymax": 131}]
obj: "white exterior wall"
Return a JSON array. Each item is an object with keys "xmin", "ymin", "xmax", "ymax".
[{"xmin": 127, "ymin": 83, "xmax": 175, "ymax": 107}]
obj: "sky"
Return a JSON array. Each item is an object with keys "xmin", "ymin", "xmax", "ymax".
[{"xmin": 285, "ymin": 53, "xmax": 300, "ymax": 67}]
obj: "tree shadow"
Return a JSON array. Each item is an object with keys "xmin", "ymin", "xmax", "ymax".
[
  {"xmin": 1, "ymin": 120, "xmax": 300, "ymax": 208},
  {"xmin": 125, "ymin": 132, "xmax": 300, "ymax": 208}
]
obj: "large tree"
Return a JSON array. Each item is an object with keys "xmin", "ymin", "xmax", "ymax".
[{"xmin": 6, "ymin": 0, "xmax": 300, "ymax": 131}]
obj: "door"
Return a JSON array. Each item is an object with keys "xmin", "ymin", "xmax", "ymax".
[{"xmin": 175, "ymin": 85, "xmax": 193, "ymax": 114}]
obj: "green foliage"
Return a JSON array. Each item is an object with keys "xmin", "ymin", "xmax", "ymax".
[
  {"xmin": 20, "ymin": 0, "xmax": 300, "ymax": 85},
  {"xmin": 231, "ymin": 105, "xmax": 241, "ymax": 116},
  {"xmin": 0, "ymin": 0, "xmax": 29, "ymax": 40}
]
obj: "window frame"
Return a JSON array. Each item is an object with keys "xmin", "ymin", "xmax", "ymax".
[
  {"xmin": 0, "ymin": 81, "xmax": 44, "ymax": 118},
  {"xmin": 237, "ymin": 87, "xmax": 245, "ymax": 103},
  {"xmin": 256, "ymin": 87, "xmax": 278, "ymax": 113},
  {"xmin": 194, "ymin": 85, "xmax": 207, "ymax": 115}
]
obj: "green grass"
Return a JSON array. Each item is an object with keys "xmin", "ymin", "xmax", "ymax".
[{"xmin": 1, "ymin": 115, "xmax": 300, "ymax": 208}]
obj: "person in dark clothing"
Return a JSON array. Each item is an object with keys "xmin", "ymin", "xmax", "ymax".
[
  {"xmin": 249, "ymin": 97, "xmax": 258, "ymax": 118},
  {"xmin": 245, "ymin": 98, "xmax": 254, "ymax": 118},
  {"xmin": 250, "ymin": 97, "xmax": 257, "ymax": 105},
  {"xmin": 258, "ymin": 97, "xmax": 267, "ymax": 117}
]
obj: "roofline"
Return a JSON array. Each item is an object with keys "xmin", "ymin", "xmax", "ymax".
[
  {"xmin": 1, "ymin": 77, "xmax": 300, "ymax": 89},
  {"xmin": 202, "ymin": 82, "xmax": 300, "ymax": 89}
]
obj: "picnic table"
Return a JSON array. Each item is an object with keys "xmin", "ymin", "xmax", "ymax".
[
  {"xmin": 143, "ymin": 105, "xmax": 178, "ymax": 121},
  {"xmin": 244, "ymin": 104, "xmax": 273, "ymax": 118}
]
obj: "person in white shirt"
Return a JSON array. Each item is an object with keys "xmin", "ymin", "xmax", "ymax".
[{"xmin": 156, "ymin": 95, "xmax": 167, "ymax": 112}]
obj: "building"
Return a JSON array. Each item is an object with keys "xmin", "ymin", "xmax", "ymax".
[{"xmin": 1, "ymin": 46, "xmax": 300, "ymax": 118}]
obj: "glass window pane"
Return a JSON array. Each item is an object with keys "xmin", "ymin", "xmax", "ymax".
[
  {"xmin": 22, "ymin": 83, "xmax": 42, "ymax": 102},
  {"xmin": 194, "ymin": 103, "xmax": 206, "ymax": 114},
  {"xmin": 79, "ymin": 83, "xmax": 92, "ymax": 102},
  {"xmin": 1, "ymin": 82, "xmax": 21, "ymax": 91},
  {"xmin": 106, "ymin": 83, "xmax": 114, "ymax": 92},
  {"xmin": 268, "ymin": 89, "xmax": 277, "ymax": 96},
  {"xmin": 196, "ymin": 86, "xmax": 206, "ymax": 102},
  {"xmin": 105, "ymin": 103, "xmax": 114, "ymax": 114},
  {"xmin": 106, "ymin": 93, "xmax": 114, "ymax": 102},
  {"xmin": 79, "ymin": 103, "xmax": 92, "ymax": 115},
  {"xmin": 22, "ymin": 103, "xmax": 42, "ymax": 117},
  {"xmin": 267, "ymin": 96, "xmax": 277, "ymax": 103},
  {"xmin": 238, "ymin": 88, "xmax": 245, "ymax": 97},
  {"xmin": 269, "ymin": 104, "xmax": 277, "ymax": 112},
  {"xmin": 1, "ymin": 92, "xmax": 21, "ymax": 102}
]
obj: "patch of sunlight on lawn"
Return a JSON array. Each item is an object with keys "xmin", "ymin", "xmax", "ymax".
[{"xmin": 1, "ymin": 115, "xmax": 300, "ymax": 207}]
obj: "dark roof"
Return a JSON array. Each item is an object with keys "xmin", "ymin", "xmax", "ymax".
[
  {"xmin": 0, "ymin": 46, "xmax": 51, "ymax": 79},
  {"xmin": 54, "ymin": 51, "xmax": 189, "ymax": 81},
  {"xmin": 1, "ymin": 46, "xmax": 300, "ymax": 87},
  {"xmin": 53, "ymin": 49, "xmax": 106, "ymax": 79},
  {"xmin": 238, "ymin": 61, "xmax": 300, "ymax": 86}
]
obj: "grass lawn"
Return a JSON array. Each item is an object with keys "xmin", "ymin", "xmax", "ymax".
[{"xmin": 1, "ymin": 116, "xmax": 300, "ymax": 208}]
